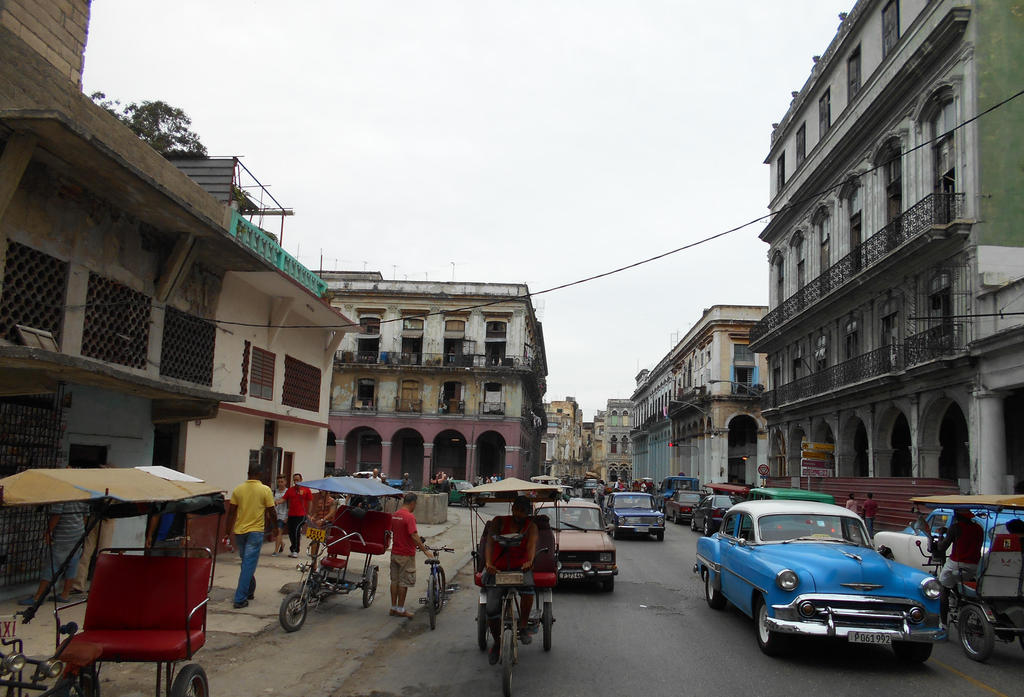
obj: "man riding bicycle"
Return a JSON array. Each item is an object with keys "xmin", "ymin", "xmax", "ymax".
[{"xmin": 484, "ymin": 495, "xmax": 538, "ymax": 664}]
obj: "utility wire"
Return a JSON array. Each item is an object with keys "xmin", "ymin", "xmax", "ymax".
[{"xmin": 22, "ymin": 87, "xmax": 1024, "ymax": 331}]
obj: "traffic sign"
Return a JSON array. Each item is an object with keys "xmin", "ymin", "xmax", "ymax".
[{"xmin": 757, "ymin": 464, "xmax": 770, "ymax": 477}]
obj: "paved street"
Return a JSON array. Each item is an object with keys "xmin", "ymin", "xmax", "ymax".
[{"xmin": 337, "ymin": 519, "xmax": 1022, "ymax": 697}]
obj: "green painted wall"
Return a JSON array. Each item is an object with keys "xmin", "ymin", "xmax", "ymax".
[{"xmin": 976, "ymin": 1, "xmax": 1024, "ymax": 246}]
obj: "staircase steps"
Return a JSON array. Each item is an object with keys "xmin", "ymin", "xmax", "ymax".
[{"xmin": 762, "ymin": 476, "xmax": 962, "ymax": 532}]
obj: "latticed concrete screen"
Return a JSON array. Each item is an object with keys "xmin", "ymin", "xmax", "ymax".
[
  {"xmin": 82, "ymin": 273, "xmax": 151, "ymax": 369},
  {"xmin": 0, "ymin": 241, "xmax": 68, "ymax": 345},
  {"xmin": 159, "ymin": 307, "xmax": 215, "ymax": 386},
  {"xmin": 283, "ymin": 355, "xmax": 321, "ymax": 412}
]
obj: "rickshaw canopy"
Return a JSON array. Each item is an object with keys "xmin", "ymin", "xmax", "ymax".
[
  {"xmin": 911, "ymin": 494, "xmax": 1024, "ymax": 510},
  {"xmin": 300, "ymin": 476, "xmax": 403, "ymax": 497},
  {"xmin": 463, "ymin": 477, "xmax": 562, "ymax": 502}
]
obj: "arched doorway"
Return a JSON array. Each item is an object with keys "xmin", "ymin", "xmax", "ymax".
[
  {"xmin": 938, "ymin": 403, "xmax": 969, "ymax": 481},
  {"xmin": 344, "ymin": 427, "xmax": 382, "ymax": 472},
  {"xmin": 392, "ymin": 428, "xmax": 424, "ymax": 484},
  {"xmin": 891, "ymin": 413, "xmax": 912, "ymax": 476},
  {"xmin": 853, "ymin": 421, "xmax": 869, "ymax": 476},
  {"xmin": 433, "ymin": 430, "xmax": 467, "ymax": 480},
  {"xmin": 770, "ymin": 430, "xmax": 786, "ymax": 476},
  {"xmin": 476, "ymin": 431, "xmax": 507, "ymax": 481},
  {"xmin": 325, "ymin": 430, "xmax": 336, "ymax": 475},
  {"xmin": 727, "ymin": 415, "xmax": 758, "ymax": 483},
  {"xmin": 840, "ymin": 416, "xmax": 869, "ymax": 477}
]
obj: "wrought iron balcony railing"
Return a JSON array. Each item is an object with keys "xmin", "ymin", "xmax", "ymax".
[
  {"xmin": 751, "ymin": 193, "xmax": 965, "ymax": 344},
  {"xmin": 337, "ymin": 351, "xmax": 543, "ymax": 374},
  {"xmin": 438, "ymin": 399, "xmax": 466, "ymax": 415},
  {"xmin": 350, "ymin": 398, "xmax": 376, "ymax": 411},
  {"xmin": 480, "ymin": 401, "xmax": 506, "ymax": 415},
  {"xmin": 395, "ymin": 398, "xmax": 423, "ymax": 413},
  {"xmin": 764, "ymin": 323, "xmax": 964, "ymax": 408}
]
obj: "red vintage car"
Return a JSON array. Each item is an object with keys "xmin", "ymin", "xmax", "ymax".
[{"xmin": 665, "ymin": 490, "xmax": 703, "ymax": 525}]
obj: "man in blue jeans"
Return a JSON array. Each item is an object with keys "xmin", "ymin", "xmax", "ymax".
[{"xmin": 223, "ymin": 465, "xmax": 276, "ymax": 609}]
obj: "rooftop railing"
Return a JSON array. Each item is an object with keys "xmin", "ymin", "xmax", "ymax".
[{"xmin": 228, "ymin": 210, "xmax": 328, "ymax": 297}]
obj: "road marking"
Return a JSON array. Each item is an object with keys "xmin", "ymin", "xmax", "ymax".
[{"xmin": 929, "ymin": 658, "xmax": 1012, "ymax": 697}]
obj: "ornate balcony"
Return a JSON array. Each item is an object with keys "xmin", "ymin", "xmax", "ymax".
[
  {"xmin": 764, "ymin": 324, "xmax": 964, "ymax": 409},
  {"xmin": 751, "ymin": 193, "xmax": 965, "ymax": 345}
]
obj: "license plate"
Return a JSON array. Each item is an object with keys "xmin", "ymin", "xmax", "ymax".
[
  {"xmin": 634, "ymin": 526, "xmax": 648, "ymax": 532},
  {"xmin": 495, "ymin": 571, "xmax": 525, "ymax": 585},
  {"xmin": 558, "ymin": 571, "xmax": 585, "ymax": 580},
  {"xmin": 305, "ymin": 527, "xmax": 326, "ymax": 543},
  {"xmin": 848, "ymin": 632, "xmax": 892, "ymax": 645}
]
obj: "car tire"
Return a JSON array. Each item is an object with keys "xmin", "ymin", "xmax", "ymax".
[
  {"xmin": 754, "ymin": 595, "xmax": 790, "ymax": 656},
  {"xmin": 958, "ymin": 604, "xmax": 995, "ymax": 662},
  {"xmin": 602, "ymin": 577, "xmax": 615, "ymax": 593},
  {"xmin": 703, "ymin": 518, "xmax": 711, "ymax": 537},
  {"xmin": 690, "ymin": 516, "xmax": 698, "ymax": 532},
  {"xmin": 702, "ymin": 569, "xmax": 726, "ymax": 610},
  {"xmin": 892, "ymin": 641, "xmax": 933, "ymax": 663},
  {"xmin": 655, "ymin": 530, "xmax": 664, "ymax": 541}
]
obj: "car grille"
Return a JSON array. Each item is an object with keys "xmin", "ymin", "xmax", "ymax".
[
  {"xmin": 559, "ymin": 551, "xmax": 599, "ymax": 563},
  {"xmin": 796, "ymin": 596, "xmax": 921, "ymax": 632}
]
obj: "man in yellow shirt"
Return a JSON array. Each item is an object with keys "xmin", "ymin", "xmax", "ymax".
[{"xmin": 223, "ymin": 465, "xmax": 276, "ymax": 609}]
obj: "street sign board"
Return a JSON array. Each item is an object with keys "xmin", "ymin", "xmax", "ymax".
[
  {"xmin": 757, "ymin": 463, "xmax": 770, "ymax": 476},
  {"xmin": 801, "ymin": 441, "xmax": 835, "ymax": 453},
  {"xmin": 800, "ymin": 458, "xmax": 834, "ymax": 477}
]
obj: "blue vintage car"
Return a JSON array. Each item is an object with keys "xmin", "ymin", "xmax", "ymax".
[
  {"xmin": 694, "ymin": 500, "xmax": 944, "ymax": 662},
  {"xmin": 603, "ymin": 492, "xmax": 665, "ymax": 541}
]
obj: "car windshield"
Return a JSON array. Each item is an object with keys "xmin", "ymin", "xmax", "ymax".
[
  {"xmin": 612, "ymin": 495, "xmax": 653, "ymax": 509},
  {"xmin": 758, "ymin": 513, "xmax": 869, "ymax": 546},
  {"xmin": 675, "ymin": 493, "xmax": 702, "ymax": 503},
  {"xmin": 454, "ymin": 481, "xmax": 471, "ymax": 491},
  {"xmin": 709, "ymin": 495, "xmax": 737, "ymax": 508},
  {"xmin": 541, "ymin": 507, "xmax": 603, "ymax": 531}
]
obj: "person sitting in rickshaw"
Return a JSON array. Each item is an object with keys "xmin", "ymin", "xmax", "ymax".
[{"xmin": 483, "ymin": 495, "xmax": 538, "ymax": 664}]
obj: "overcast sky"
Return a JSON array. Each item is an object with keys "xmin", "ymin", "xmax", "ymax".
[{"xmin": 83, "ymin": 0, "xmax": 853, "ymax": 419}]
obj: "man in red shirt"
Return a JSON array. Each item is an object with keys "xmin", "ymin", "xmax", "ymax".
[
  {"xmin": 389, "ymin": 493, "xmax": 433, "ymax": 618},
  {"xmin": 861, "ymin": 492, "xmax": 879, "ymax": 537},
  {"xmin": 281, "ymin": 473, "xmax": 313, "ymax": 558}
]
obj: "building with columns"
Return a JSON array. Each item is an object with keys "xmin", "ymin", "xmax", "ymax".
[
  {"xmin": 749, "ymin": 0, "xmax": 1024, "ymax": 494},
  {"xmin": 632, "ymin": 306, "xmax": 768, "ymax": 486},
  {"xmin": 592, "ymin": 399, "xmax": 633, "ymax": 482},
  {"xmin": 324, "ymin": 273, "xmax": 547, "ymax": 486}
]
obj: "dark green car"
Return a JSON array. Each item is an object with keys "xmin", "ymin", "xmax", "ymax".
[
  {"xmin": 747, "ymin": 487, "xmax": 835, "ymax": 505},
  {"xmin": 447, "ymin": 479, "xmax": 477, "ymax": 506}
]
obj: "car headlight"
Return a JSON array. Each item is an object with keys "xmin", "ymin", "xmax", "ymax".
[
  {"xmin": 2, "ymin": 652, "xmax": 26, "ymax": 674},
  {"xmin": 776, "ymin": 569, "xmax": 799, "ymax": 591},
  {"xmin": 582, "ymin": 561, "xmax": 592, "ymax": 571},
  {"xmin": 598, "ymin": 553, "xmax": 612, "ymax": 563},
  {"xmin": 556, "ymin": 560, "xmax": 562, "ymax": 571},
  {"xmin": 921, "ymin": 577, "xmax": 941, "ymax": 600}
]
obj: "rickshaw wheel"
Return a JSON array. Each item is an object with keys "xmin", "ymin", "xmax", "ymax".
[
  {"xmin": 362, "ymin": 565, "xmax": 379, "ymax": 608},
  {"xmin": 169, "ymin": 663, "xmax": 208, "ymax": 697},
  {"xmin": 501, "ymin": 626, "xmax": 515, "ymax": 697},
  {"xmin": 958, "ymin": 604, "xmax": 995, "ymax": 662},
  {"xmin": 477, "ymin": 605, "xmax": 488, "ymax": 651},
  {"xmin": 542, "ymin": 601, "xmax": 553, "ymax": 651},
  {"xmin": 279, "ymin": 592, "xmax": 308, "ymax": 632}
]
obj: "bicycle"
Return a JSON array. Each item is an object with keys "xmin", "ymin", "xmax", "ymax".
[{"xmin": 420, "ymin": 543, "xmax": 455, "ymax": 630}]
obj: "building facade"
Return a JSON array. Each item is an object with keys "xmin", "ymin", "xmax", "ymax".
[
  {"xmin": 324, "ymin": 273, "xmax": 547, "ymax": 486},
  {"xmin": 592, "ymin": 399, "xmax": 633, "ymax": 482},
  {"xmin": 750, "ymin": 0, "xmax": 1024, "ymax": 494},
  {"xmin": 632, "ymin": 306, "xmax": 768, "ymax": 486},
  {"xmin": 542, "ymin": 397, "xmax": 583, "ymax": 480}
]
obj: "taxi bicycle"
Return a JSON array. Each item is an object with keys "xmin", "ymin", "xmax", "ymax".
[
  {"xmin": 278, "ymin": 476, "xmax": 400, "ymax": 632},
  {"xmin": 911, "ymin": 494, "xmax": 1024, "ymax": 662},
  {"xmin": 0, "ymin": 467, "xmax": 224, "ymax": 697},
  {"xmin": 463, "ymin": 478, "xmax": 560, "ymax": 697}
]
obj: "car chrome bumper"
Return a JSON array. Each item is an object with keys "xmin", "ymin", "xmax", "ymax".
[
  {"xmin": 617, "ymin": 524, "xmax": 664, "ymax": 532},
  {"xmin": 557, "ymin": 567, "xmax": 617, "ymax": 580},
  {"xmin": 769, "ymin": 594, "xmax": 946, "ymax": 642}
]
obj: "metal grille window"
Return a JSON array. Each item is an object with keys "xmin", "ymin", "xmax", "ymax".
[
  {"xmin": 250, "ymin": 347, "xmax": 276, "ymax": 400},
  {"xmin": 0, "ymin": 242, "xmax": 68, "ymax": 345},
  {"xmin": 734, "ymin": 344, "xmax": 754, "ymax": 364},
  {"xmin": 160, "ymin": 307, "xmax": 215, "ymax": 385},
  {"xmin": 82, "ymin": 273, "xmax": 151, "ymax": 368},
  {"xmin": 282, "ymin": 355, "xmax": 320, "ymax": 411}
]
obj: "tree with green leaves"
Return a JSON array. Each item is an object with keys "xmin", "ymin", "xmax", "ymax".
[{"xmin": 90, "ymin": 91, "xmax": 208, "ymax": 157}]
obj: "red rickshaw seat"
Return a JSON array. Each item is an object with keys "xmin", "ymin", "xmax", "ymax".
[
  {"xmin": 330, "ymin": 508, "xmax": 392, "ymax": 556},
  {"xmin": 67, "ymin": 552, "xmax": 211, "ymax": 663}
]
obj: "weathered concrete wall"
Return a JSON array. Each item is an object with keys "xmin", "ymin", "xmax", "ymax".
[{"xmin": 0, "ymin": 0, "xmax": 91, "ymax": 86}]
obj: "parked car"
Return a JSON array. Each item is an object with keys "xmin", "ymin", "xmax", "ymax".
[
  {"xmin": 603, "ymin": 492, "xmax": 665, "ymax": 540},
  {"xmin": 665, "ymin": 491, "xmax": 703, "ymax": 525},
  {"xmin": 447, "ymin": 479, "xmax": 477, "ymax": 506},
  {"xmin": 535, "ymin": 500, "xmax": 617, "ymax": 592},
  {"xmin": 691, "ymin": 494, "xmax": 740, "ymax": 536},
  {"xmin": 657, "ymin": 476, "xmax": 700, "ymax": 510},
  {"xmin": 694, "ymin": 500, "xmax": 944, "ymax": 662}
]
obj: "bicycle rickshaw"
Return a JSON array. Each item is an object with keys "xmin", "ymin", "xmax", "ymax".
[
  {"xmin": 911, "ymin": 494, "xmax": 1024, "ymax": 662},
  {"xmin": 278, "ymin": 476, "xmax": 400, "ymax": 632},
  {"xmin": 463, "ymin": 477, "xmax": 561, "ymax": 697},
  {"xmin": 0, "ymin": 466, "xmax": 224, "ymax": 697}
]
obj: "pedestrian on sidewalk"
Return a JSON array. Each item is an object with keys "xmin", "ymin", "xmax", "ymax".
[
  {"xmin": 862, "ymin": 493, "xmax": 878, "ymax": 537},
  {"xmin": 271, "ymin": 475, "xmax": 288, "ymax": 555},
  {"xmin": 282, "ymin": 473, "xmax": 313, "ymax": 558},
  {"xmin": 223, "ymin": 465, "xmax": 276, "ymax": 609},
  {"xmin": 401, "ymin": 472, "xmax": 413, "ymax": 491},
  {"xmin": 844, "ymin": 493, "xmax": 861, "ymax": 515},
  {"xmin": 389, "ymin": 493, "xmax": 434, "ymax": 618},
  {"xmin": 19, "ymin": 501, "xmax": 88, "ymax": 605}
]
